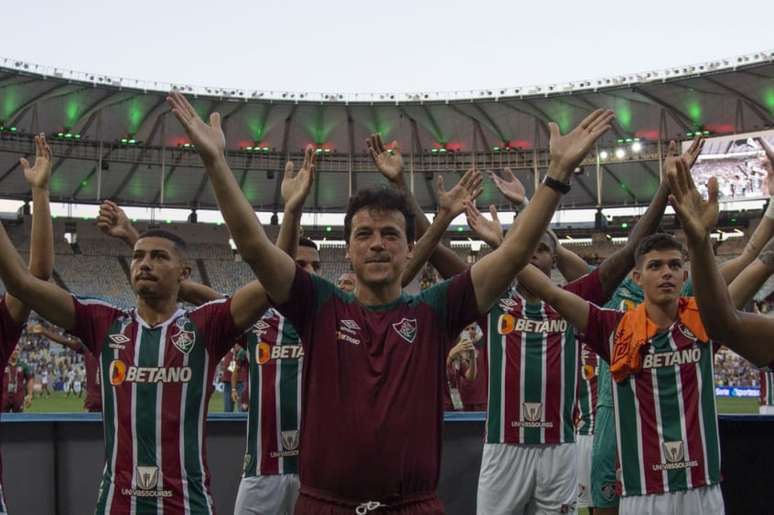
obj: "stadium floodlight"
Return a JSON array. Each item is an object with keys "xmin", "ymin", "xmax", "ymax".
[
  {"xmin": 631, "ymin": 141, "xmax": 642, "ymax": 153},
  {"xmin": 599, "ymin": 150, "xmax": 609, "ymax": 160},
  {"xmin": 615, "ymin": 148, "xmax": 626, "ymax": 159}
]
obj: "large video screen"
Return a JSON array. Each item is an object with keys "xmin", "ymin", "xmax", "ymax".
[{"xmin": 684, "ymin": 130, "xmax": 774, "ymax": 201}]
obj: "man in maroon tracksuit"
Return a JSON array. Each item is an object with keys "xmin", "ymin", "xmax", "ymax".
[
  {"xmin": 1, "ymin": 350, "xmax": 32, "ymax": 413},
  {"xmin": 169, "ymin": 90, "xmax": 613, "ymax": 513}
]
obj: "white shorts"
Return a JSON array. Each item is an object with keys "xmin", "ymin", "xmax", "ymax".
[
  {"xmin": 759, "ymin": 405, "xmax": 774, "ymax": 415},
  {"xmin": 575, "ymin": 434, "xmax": 593, "ymax": 508},
  {"xmin": 477, "ymin": 442, "xmax": 577, "ymax": 515},
  {"xmin": 234, "ymin": 474, "xmax": 299, "ymax": 515},
  {"xmin": 620, "ymin": 484, "xmax": 724, "ymax": 515}
]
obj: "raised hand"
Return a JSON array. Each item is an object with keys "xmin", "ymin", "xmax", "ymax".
[
  {"xmin": 166, "ymin": 92, "xmax": 225, "ymax": 162},
  {"xmin": 667, "ymin": 154, "xmax": 719, "ymax": 242},
  {"xmin": 367, "ymin": 134, "xmax": 404, "ymax": 183},
  {"xmin": 465, "ymin": 201, "xmax": 503, "ymax": 248},
  {"xmin": 21, "ymin": 133, "xmax": 53, "ymax": 190},
  {"xmin": 97, "ymin": 200, "xmax": 138, "ymax": 245},
  {"xmin": 281, "ymin": 146, "xmax": 317, "ymax": 212},
  {"xmin": 490, "ymin": 168, "xmax": 527, "ymax": 207},
  {"xmin": 436, "ymin": 168, "xmax": 483, "ymax": 218},
  {"xmin": 548, "ymin": 109, "xmax": 615, "ymax": 179}
]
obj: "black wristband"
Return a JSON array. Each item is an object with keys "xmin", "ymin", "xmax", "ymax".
[{"xmin": 542, "ymin": 175, "xmax": 571, "ymax": 194}]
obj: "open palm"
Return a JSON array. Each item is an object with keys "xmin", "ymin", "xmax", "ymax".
[
  {"xmin": 281, "ymin": 146, "xmax": 317, "ymax": 211},
  {"xmin": 549, "ymin": 109, "xmax": 614, "ymax": 176},
  {"xmin": 436, "ymin": 168, "xmax": 483, "ymax": 217},
  {"xmin": 490, "ymin": 168, "xmax": 527, "ymax": 206},
  {"xmin": 367, "ymin": 134, "xmax": 404, "ymax": 182},
  {"xmin": 167, "ymin": 92, "xmax": 225, "ymax": 161},
  {"xmin": 667, "ymin": 157, "xmax": 719, "ymax": 242},
  {"xmin": 21, "ymin": 133, "xmax": 53, "ymax": 190}
]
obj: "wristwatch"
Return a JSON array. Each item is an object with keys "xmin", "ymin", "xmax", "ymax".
[{"xmin": 542, "ymin": 175, "xmax": 571, "ymax": 194}]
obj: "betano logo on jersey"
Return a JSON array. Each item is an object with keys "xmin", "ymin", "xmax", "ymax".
[
  {"xmin": 109, "ymin": 360, "xmax": 192, "ymax": 386},
  {"xmin": 256, "ymin": 343, "xmax": 304, "ymax": 365},
  {"xmin": 652, "ymin": 440, "xmax": 698, "ymax": 472},
  {"xmin": 642, "ymin": 347, "xmax": 701, "ymax": 369},
  {"xmin": 497, "ymin": 314, "xmax": 568, "ymax": 335}
]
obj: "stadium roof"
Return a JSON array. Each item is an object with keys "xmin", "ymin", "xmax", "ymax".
[{"xmin": 0, "ymin": 50, "xmax": 773, "ymax": 213}]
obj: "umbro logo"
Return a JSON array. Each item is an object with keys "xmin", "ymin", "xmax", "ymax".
[
  {"xmin": 108, "ymin": 334, "xmax": 130, "ymax": 349},
  {"xmin": 341, "ymin": 320, "xmax": 361, "ymax": 331}
]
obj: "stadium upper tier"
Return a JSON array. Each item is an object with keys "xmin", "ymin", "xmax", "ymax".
[{"xmin": 0, "ymin": 50, "xmax": 773, "ymax": 212}]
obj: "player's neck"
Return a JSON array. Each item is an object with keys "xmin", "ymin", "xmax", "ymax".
[
  {"xmin": 643, "ymin": 297, "xmax": 679, "ymax": 330},
  {"xmin": 354, "ymin": 281, "xmax": 402, "ymax": 307},
  {"xmin": 135, "ymin": 295, "xmax": 179, "ymax": 327}
]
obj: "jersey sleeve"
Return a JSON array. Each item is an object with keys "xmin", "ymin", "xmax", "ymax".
[
  {"xmin": 272, "ymin": 265, "xmax": 336, "ymax": 336},
  {"xmin": 564, "ymin": 268, "xmax": 606, "ymax": 306},
  {"xmin": 0, "ymin": 297, "xmax": 24, "ymax": 364},
  {"xmin": 420, "ymin": 268, "xmax": 480, "ymax": 343},
  {"xmin": 582, "ymin": 302, "xmax": 625, "ymax": 363},
  {"xmin": 189, "ymin": 298, "xmax": 242, "ymax": 362},
  {"xmin": 70, "ymin": 296, "xmax": 124, "ymax": 356}
]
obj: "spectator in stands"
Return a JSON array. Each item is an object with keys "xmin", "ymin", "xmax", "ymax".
[{"xmin": 221, "ymin": 344, "xmax": 245, "ymax": 412}]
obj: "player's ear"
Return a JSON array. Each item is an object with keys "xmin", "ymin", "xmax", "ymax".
[{"xmin": 632, "ymin": 267, "xmax": 642, "ymax": 286}]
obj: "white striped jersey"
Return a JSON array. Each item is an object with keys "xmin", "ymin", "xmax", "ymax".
[
  {"xmin": 584, "ymin": 301, "xmax": 721, "ymax": 497},
  {"xmin": 71, "ymin": 296, "xmax": 241, "ymax": 515},
  {"xmin": 240, "ymin": 308, "xmax": 302, "ymax": 477},
  {"xmin": 575, "ymin": 344, "xmax": 598, "ymax": 435},
  {"xmin": 484, "ymin": 270, "xmax": 604, "ymax": 445}
]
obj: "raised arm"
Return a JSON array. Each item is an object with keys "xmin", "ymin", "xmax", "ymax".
[
  {"xmin": 167, "ymin": 92, "xmax": 297, "ymax": 304},
  {"xmin": 669, "ymin": 152, "xmax": 774, "ymax": 366},
  {"xmin": 276, "ymin": 158, "xmax": 314, "ymax": 257},
  {"xmin": 717, "ymin": 139, "xmax": 774, "ymax": 283},
  {"xmin": 401, "ymin": 168, "xmax": 482, "ymax": 286},
  {"xmin": 39, "ymin": 326, "xmax": 82, "ymax": 352},
  {"xmin": 367, "ymin": 135, "xmax": 468, "ymax": 279},
  {"xmin": 0, "ymin": 222, "xmax": 75, "ymax": 330},
  {"xmin": 469, "ymin": 110, "xmax": 614, "ymax": 313},
  {"xmin": 5, "ymin": 134, "xmax": 55, "ymax": 324},
  {"xmin": 516, "ymin": 264, "xmax": 591, "ymax": 332},
  {"xmin": 727, "ymin": 238, "xmax": 774, "ymax": 309},
  {"xmin": 489, "ymin": 169, "xmax": 589, "ymax": 282}
]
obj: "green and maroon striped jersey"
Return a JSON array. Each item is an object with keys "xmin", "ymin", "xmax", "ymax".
[
  {"xmin": 585, "ymin": 301, "xmax": 721, "ymax": 497},
  {"xmin": 484, "ymin": 269, "xmax": 604, "ymax": 445},
  {"xmin": 70, "ymin": 296, "xmax": 241, "ymax": 515},
  {"xmin": 575, "ymin": 344, "xmax": 598, "ymax": 436},
  {"xmin": 761, "ymin": 370, "xmax": 774, "ymax": 406},
  {"xmin": 0, "ymin": 298, "xmax": 23, "ymax": 515},
  {"xmin": 241, "ymin": 308, "xmax": 302, "ymax": 478},
  {"xmin": 274, "ymin": 266, "xmax": 479, "ymax": 502}
]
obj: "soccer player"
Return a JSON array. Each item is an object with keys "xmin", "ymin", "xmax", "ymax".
[
  {"xmin": 666, "ymin": 141, "xmax": 774, "ymax": 369},
  {"xmin": 168, "ymin": 90, "xmax": 613, "ymax": 511},
  {"xmin": 220, "ymin": 345, "xmax": 243, "ymax": 412},
  {"xmin": 0, "ymin": 209, "xmax": 276, "ymax": 512},
  {"xmin": 0, "ymin": 134, "xmax": 54, "ymax": 513},
  {"xmin": 1, "ymin": 350, "xmax": 33, "ymax": 412}
]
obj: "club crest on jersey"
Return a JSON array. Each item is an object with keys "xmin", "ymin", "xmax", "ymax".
[
  {"xmin": 678, "ymin": 324, "xmax": 698, "ymax": 342},
  {"xmin": 392, "ymin": 318, "xmax": 417, "ymax": 344},
  {"xmin": 170, "ymin": 317, "xmax": 196, "ymax": 354},
  {"xmin": 663, "ymin": 441, "xmax": 685, "ymax": 463},
  {"xmin": 600, "ymin": 483, "xmax": 617, "ymax": 502},
  {"xmin": 136, "ymin": 466, "xmax": 159, "ymax": 490},
  {"xmin": 281, "ymin": 430, "xmax": 300, "ymax": 451}
]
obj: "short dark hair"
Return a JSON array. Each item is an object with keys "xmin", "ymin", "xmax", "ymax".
[
  {"xmin": 298, "ymin": 237, "xmax": 318, "ymax": 250},
  {"xmin": 635, "ymin": 233, "xmax": 684, "ymax": 266},
  {"xmin": 137, "ymin": 229, "xmax": 187, "ymax": 255},
  {"xmin": 343, "ymin": 187, "xmax": 416, "ymax": 243}
]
